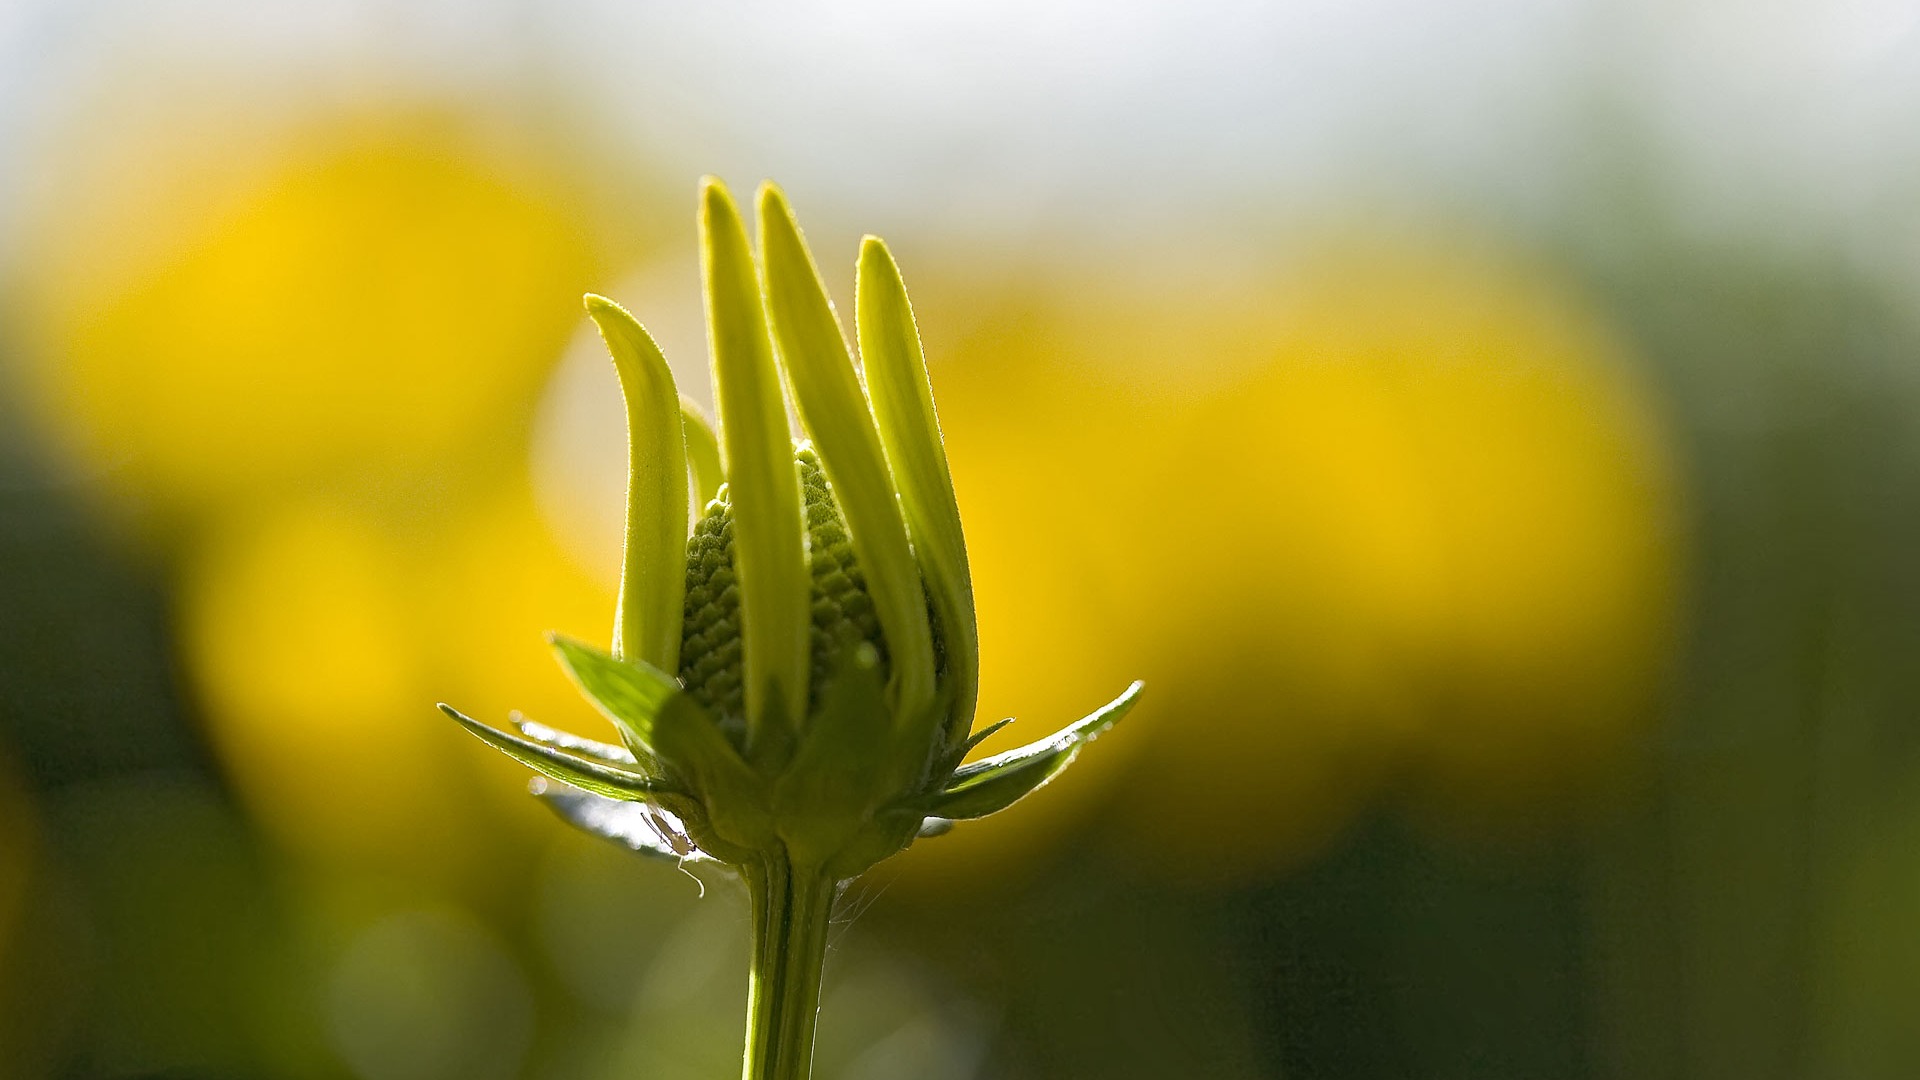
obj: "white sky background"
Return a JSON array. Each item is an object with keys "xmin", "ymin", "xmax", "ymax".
[{"xmin": 1, "ymin": 0, "xmax": 1917, "ymax": 263}]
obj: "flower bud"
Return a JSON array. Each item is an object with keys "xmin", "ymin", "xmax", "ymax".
[{"xmin": 440, "ymin": 179, "xmax": 1142, "ymax": 884}]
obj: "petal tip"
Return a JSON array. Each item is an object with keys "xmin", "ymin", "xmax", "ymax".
[
  {"xmin": 756, "ymin": 180, "xmax": 794, "ymax": 221},
  {"xmin": 700, "ymin": 176, "xmax": 741, "ymax": 219}
]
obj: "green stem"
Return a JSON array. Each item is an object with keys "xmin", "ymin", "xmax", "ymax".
[{"xmin": 741, "ymin": 850, "xmax": 838, "ymax": 1080}]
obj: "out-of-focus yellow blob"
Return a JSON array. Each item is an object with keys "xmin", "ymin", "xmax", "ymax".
[
  {"xmin": 181, "ymin": 502, "xmax": 478, "ymax": 876},
  {"xmin": 17, "ymin": 113, "xmax": 597, "ymax": 522},
  {"xmin": 895, "ymin": 235, "xmax": 1679, "ymax": 888},
  {"xmin": 416, "ymin": 481, "xmax": 625, "ymax": 798},
  {"xmin": 181, "ymin": 475, "xmax": 627, "ymax": 878},
  {"xmin": 1174, "ymin": 244, "xmax": 1679, "ymax": 847}
]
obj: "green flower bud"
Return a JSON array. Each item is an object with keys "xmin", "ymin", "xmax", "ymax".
[{"xmin": 438, "ymin": 178, "xmax": 1142, "ymax": 1080}]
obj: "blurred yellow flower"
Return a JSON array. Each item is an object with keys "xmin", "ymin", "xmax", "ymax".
[
  {"xmin": 180, "ymin": 482, "xmax": 618, "ymax": 881},
  {"xmin": 11, "ymin": 106, "xmax": 636, "ymax": 884},
  {"xmin": 15, "ymin": 111, "xmax": 599, "ymax": 525},
  {"xmin": 897, "ymin": 233, "xmax": 1680, "ymax": 886},
  {"xmin": 180, "ymin": 502, "xmax": 453, "ymax": 869}
]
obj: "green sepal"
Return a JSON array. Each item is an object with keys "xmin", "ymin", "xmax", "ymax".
[
  {"xmin": 962, "ymin": 717, "xmax": 1015, "ymax": 754},
  {"xmin": 510, "ymin": 713, "xmax": 636, "ymax": 765},
  {"xmin": 439, "ymin": 703, "xmax": 667, "ymax": 802},
  {"xmin": 936, "ymin": 716, "xmax": 1013, "ymax": 774},
  {"xmin": 774, "ymin": 643, "xmax": 952, "ymax": 876},
  {"xmin": 529, "ymin": 778, "xmax": 715, "ymax": 864},
  {"xmin": 742, "ymin": 683, "xmax": 798, "ymax": 778},
  {"xmin": 650, "ymin": 690, "xmax": 773, "ymax": 854},
  {"xmin": 549, "ymin": 634, "xmax": 681, "ymax": 760},
  {"xmin": 772, "ymin": 643, "xmax": 895, "ymax": 865},
  {"xmin": 925, "ymin": 681, "xmax": 1143, "ymax": 820}
]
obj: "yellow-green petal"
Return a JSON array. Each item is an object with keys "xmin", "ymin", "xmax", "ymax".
[
  {"xmin": 680, "ymin": 396, "xmax": 725, "ymax": 512},
  {"xmin": 700, "ymin": 177, "xmax": 811, "ymax": 742},
  {"xmin": 586, "ymin": 294, "xmax": 688, "ymax": 673},
  {"xmin": 856, "ymin": 236, "xmax": 978, "ymax": 739},
  {"xmin": 757, "ymin": 183, "xmax": 936, "ymax": 722}
]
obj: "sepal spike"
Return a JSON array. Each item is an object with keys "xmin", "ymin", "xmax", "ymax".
[
  {"xmin": 439, "ymin": 703, "xmax": 668, "ymax": 802},
  {"xmin": 510, "ymin": 711, "xmax": 637, "ymax": 765},
  {"xmin": 925, "ymin": 681, "xmax": 1143, "ymax": 820}
]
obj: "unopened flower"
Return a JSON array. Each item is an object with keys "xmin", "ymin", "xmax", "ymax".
[{"xmin": 440, "ymin": 178, "xmax": 1140, "ymax": 1079}]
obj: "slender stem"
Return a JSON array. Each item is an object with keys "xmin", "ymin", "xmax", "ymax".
[{"xmin": 741, "ymin": 850, "xmax": 838, "ymax": 1080}]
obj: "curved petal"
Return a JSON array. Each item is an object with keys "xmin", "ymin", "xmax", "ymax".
[
  {"xmin": 701, "ymin": 177, "xmax": 812, "ymax": 744},
  {"xmin": 857, "ymin": 236, "xmax": 978, "ymax": 740},
  {"xmin": 757, "ymin": 184, "xmax": 936, "ymax": 723},
  {"xmin": 585, "ymin": 294, "xmax": 688, "ymax": 673}
]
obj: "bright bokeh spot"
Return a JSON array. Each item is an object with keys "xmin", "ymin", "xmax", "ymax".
[
  {"xmin": 415, "ymin": 481, "xmax": 623, "ymax": 765},
  {"xmin": 15, "ymin": 111, "xmax": 598, "ymax": 522},
  {"xmin": 10, "ymin": 103, "xmax": 631, "ymax": 878},
  {"xmin": 1160, "ymin": 244, "xmax": 1680, "ymax": 855},
  {"xmin": 179, "ymin": 480, "xmax": 619, "ymax": 876},
  {"xmin": 180, "ymin": 503, "xmax": 460, "ymax": 870},
  {"xmin": 895, "ymin": 235, "xmax": 1680, "ymax": 886}
]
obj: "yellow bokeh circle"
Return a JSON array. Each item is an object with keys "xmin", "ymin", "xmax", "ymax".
[
  {"xmin": 180, "ymin": 501, "xmax": 459, "ymax": 870},
  {"xmin": 15, "ymin": 112, "xmax": 599, "ymax": 522},
  {"xmin": 179, "ymin": 484, "xmax": 619, "ymax": 880},
  {"xmin": 895, "ymin": 237, "xmax": 1680, "ymax": 888}
]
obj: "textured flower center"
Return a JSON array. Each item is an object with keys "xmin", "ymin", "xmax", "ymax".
[{"xmin": 678, "ymin": 445, "xmax": 888, "ymax": 732}]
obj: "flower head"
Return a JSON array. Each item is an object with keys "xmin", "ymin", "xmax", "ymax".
[{"xmin": 440, "ymin": 179, "xmax": 1141, "ymax": 882}]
